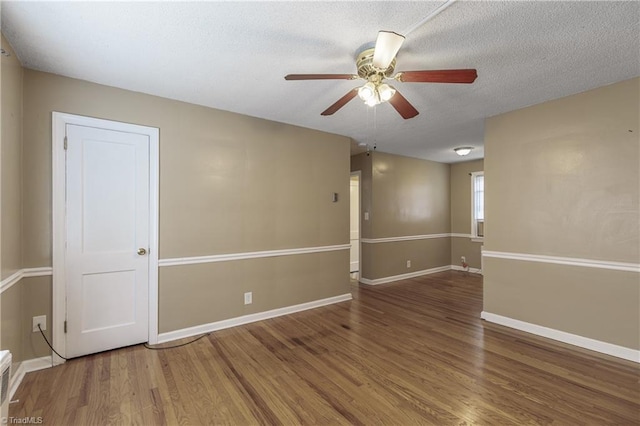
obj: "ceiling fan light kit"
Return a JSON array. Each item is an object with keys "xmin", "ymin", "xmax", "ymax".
[
  {"xmin": 284, "ymin": 30, "xmax": 477, "ymax": 120},
  {"xmin": 358, "ymin": 82, "xmax": 377, "ymax": 102},
  {"xmin": 378, "ymin": 84, "xmax": 396, "ymax": 102}
]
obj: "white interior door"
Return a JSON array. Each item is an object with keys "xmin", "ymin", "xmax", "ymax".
[
  {"xmin": 349, "ymin": 174, "xmax": 360, "ymax": 273},
  {"xmin": 65, "ymin": 124, "xmax": 150, "ymax": 358}
]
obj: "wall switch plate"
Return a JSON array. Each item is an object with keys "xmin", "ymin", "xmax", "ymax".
[
  {"xmin": 364, "ymin": 212, "xmax": 369, "ymax": 220},
  {"xmin": 32, "ymin": 315, "xmax": 46, "ymax": 332},
  {"xmin": 244, "ymin": 292, "xmax": 252, "ymax": 305},
  {"xmin": 406, "ymin": 260, "xmax": 411, "ymax": 268}
]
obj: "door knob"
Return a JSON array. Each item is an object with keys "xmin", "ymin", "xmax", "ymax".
[{"xmin": 137, "ymin": 248, "xmax": 147, "ymax": 256}]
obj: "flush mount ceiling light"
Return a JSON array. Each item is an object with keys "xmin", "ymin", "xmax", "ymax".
[{"xmin": 454, "ymin": 147, "xmax": 473, "ymax": 156}]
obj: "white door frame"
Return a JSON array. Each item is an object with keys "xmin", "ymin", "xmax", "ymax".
[
  {"xmin": 52, "ymin": 112, "xmax": 160, "ymax": 364},
  {"xmin": 350, "ymin": 170, "xmax": 362, "ymax": 278}
]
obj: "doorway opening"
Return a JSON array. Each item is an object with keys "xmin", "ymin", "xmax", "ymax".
[{"xmin": 350, "ymin": 171, "xmax": 361, "ymax": 280}]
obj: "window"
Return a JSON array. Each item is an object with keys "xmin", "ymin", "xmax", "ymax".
[{"xmin": 471, "ymin": 171, "xmax": 484, "ymax": 239}]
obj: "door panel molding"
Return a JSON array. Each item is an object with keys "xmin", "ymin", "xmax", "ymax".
[{"xmin": 52, "ymin": 112, "xmax": 160, "ymax": 364}]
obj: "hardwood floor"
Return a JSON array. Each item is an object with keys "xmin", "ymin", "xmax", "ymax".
[{"xmin": 11, "ymin": 271, "xmax": 640, "ymax": 425}]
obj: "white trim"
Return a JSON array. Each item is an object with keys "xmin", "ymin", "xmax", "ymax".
[
  {"xmin": 359, "ymin": 265, "xmax": 451, "ymax": 285},
  {"xmin": 361, "ymin": 233, "xmax": 484, "ymax": 243},
  {"xmin": 52, "ymin": 112, "xmax": 67, "ymax": 365},
  {"xmin": 482, "ymin": 250, "xmax": 640, "ymax": 273},
  {"xmin": 22, "ymin": 267, "xmax": 53, "ymax": 278},
  {"xmin": 157, "ymin": 293, "xmax": 352, "ymax": 344},
  {"xmin": 0, "ymin": 270, "xmax": 22, "ymax": 294},
  {"xmin": 451, "ymin": 265, "xmax": 482, "ymax": 274},
  {"xmin": 8, "ymin": 362, "xmax": 24, "ymax": 401},
  {"xmin": 360, "ymin": 233, "xmax": 489, "ymax": 243},
  {"xmin": 148, "ymin": 129, "xmax": 160, "ymax": 345},
  {"xmin": 159, "ymin": 244, "xmax": 351, "ymax": 267},
  {"xmin": 351, "ymin": 170, "xmax": 362, "ymax": 291},
  {"xmin": 361, "ymin": 234, "xmax": 450, "ymax": 244},
  {"xmin": 52, "ymin": 112, "xmax": 161, "ymax": 361},
  {"xmin": 450, "ymin": 233, "xmax": 473, "ymax": 238},
  {"xmin": 20, "ymin": 356, "xmax": 52, "ymax": 373},
  {"xmin": 481, "ymin": 311, "xmax": 640, "ymax": 363},
  {"xmin": 8, "ymin": 357, "xmax": 53, "ymax": 400},
  {"xmin": 0, "ymin": 267, "xmax": 53, "ymax": 294},
  {"xmin": 471, "ymin": 171, "xmax": 484, "ymax": 239}
]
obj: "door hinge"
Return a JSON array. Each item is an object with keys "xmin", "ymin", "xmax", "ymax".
[
  {"xmin": 64, "ymin": 136, "xmax": 68, "ymax": 150},
  {"xmin": 64, "ymin": 320, "xmax": 67, "ymax": 333}
]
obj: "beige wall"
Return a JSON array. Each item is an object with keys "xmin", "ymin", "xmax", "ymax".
[
  {"xmin": 351, "ymin": 151, "xmax": 451, "ymax": 280},
  {"xmin": 21, "ymin": 69, "xmax": 351, "ymax": 335},
  {"xmin": 160, "ymin": 251, "xmax": 347, "ymax": 332},
  {"xmin": 1, "ymin": 284, "xmax": 21, "ymax": 363},
  {"xmin": 1, "ymin": 34, "xmax": 22, "ymax": 279},
  {"xmin": 20, "ymin": 276, "xmax": 52, "ymax": 360},
  {"xmin": 0, "ymin": 33, "xmax": 30, "ymax": 365},
  {"xmin": 484, "ymin": 258, "xmax": 639, "ymax": 348},
  {"xmin": 24, "ymin": 70, "xmax": 351, "ymax": 264},
  {"xmin": 450, "ymin": 159, "xmax": 484, "ymax": 269},
  {"xmin": 0, "ymin": 276, "xmax": 52, "ymax": 363},
  {"xmin": 451, "ymin": 237, "xmax": 482, "ymax": 271},
  {"xmin": 485, "ymin": 78, "xmax": 639, "ymax": 262},
  {"xmin": 372, "ymin": 152, "xmax": 450, "ymax": 237},
  {"xmin": 362, "ymin": 239, "xmax": 451, "ymax": 280},
  {"xmin": 484, "ymin": 77, "xmax": 639, "ymax": 350},
  {"xmin": 0, "ymin": 30, "xmax": 3, "ymax": 356}
]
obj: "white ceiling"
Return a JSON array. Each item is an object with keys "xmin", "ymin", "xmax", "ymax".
[{"xmin": 2, "ymin": 1, "xmax": 639, "ymax": 163}]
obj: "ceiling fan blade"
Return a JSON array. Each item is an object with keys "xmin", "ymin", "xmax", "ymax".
[
  {"xmin": 388, "ymin": 90, "xmax": 419, "ymax": 119},
  {"xmin": 372, "ymin": 31, "xmax": 405, "ymax": 70},
  {"xmin": 321, "ymin": 89, "xmax": 358, "ymax": 116},
  {"xmin": 396, "ymin": 69, "xmax": 478, "ymax": 83},
  {"xmin": 285, "ymin": 74, "xmax": 357, "ymax": 80}
]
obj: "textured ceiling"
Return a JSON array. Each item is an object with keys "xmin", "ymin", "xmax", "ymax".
[{"xmin": 2, "ymin": 1, "xmax": 639, "ymax": 163}]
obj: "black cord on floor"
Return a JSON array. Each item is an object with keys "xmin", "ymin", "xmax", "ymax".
[
  {"xmin": 38, "ymin": 322, "xmax": 208, "ymax": 355},
  {"xmin": 143, "ymin": 332, "xmax": 211, "ymax": 350},
  {"xmin": 38, "ymin": 324, "xmax": 69, "ymax": 360}
]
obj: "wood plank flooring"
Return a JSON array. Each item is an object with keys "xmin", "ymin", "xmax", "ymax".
[{"xmin": 11, "ymin": 271, "xmax": 640, "ymax": 424}]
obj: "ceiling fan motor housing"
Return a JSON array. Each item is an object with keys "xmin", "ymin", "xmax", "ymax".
[{"xmin": 356, "ymin": 48, "xmax": 396, "ymax": 80}]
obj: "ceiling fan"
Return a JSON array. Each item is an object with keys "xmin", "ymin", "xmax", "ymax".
[{"xmin": 285, "ymin": 31, "xmax": 477, "ymax": 119}]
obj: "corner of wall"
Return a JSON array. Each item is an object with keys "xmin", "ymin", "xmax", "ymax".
[{"xmin": 483, "ymin": 78, "xmax": 639, "ymax": 352}]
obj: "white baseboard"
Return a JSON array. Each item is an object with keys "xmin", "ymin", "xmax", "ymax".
[
  {"xmin": 451, "ymin": 265, "xmax": 483, "ymax": 274},
  {"xmin": 9, "ymin": 356, "xmax": 53, "ymax": 400},
  {"xmin": 359, "ymin": 265, "xmax": 451, "ymax": 285},
  {"xmin": 157, "ymin": 293, "xmax": 353, "ymax": 344},
  {"xmin": 481, "ymin": 311, "xmax": 639, "ymax": 363}
]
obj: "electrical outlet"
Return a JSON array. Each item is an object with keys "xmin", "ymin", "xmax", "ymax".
[
  {"xmin": 32, "ymin": 315, "xmax": 46, "ymax": 332},
  {"xmin": 406, "ymin": 260, "xmax": 411, "ymax": 268},
  {"xmin": 461, "ymin": 256, "xmax": 466, "ymax": 263},
  {"xmin": 244, "ymin": 292, "xmax": 252, "ymax": 305}
]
